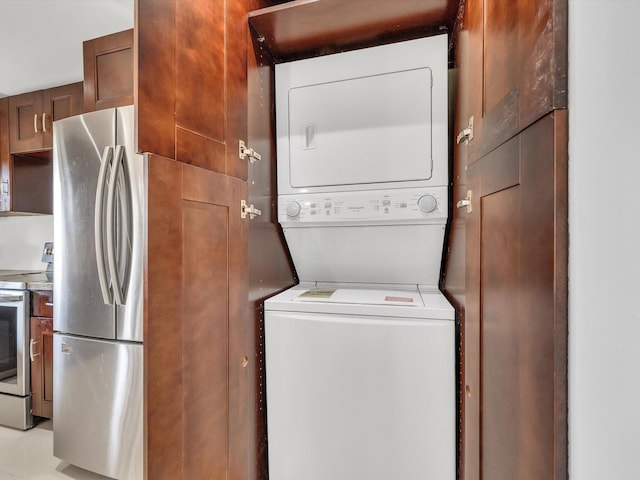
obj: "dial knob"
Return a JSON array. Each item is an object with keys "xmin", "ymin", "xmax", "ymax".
[
  {"xmin": 417, "ymin": 194, "xmax": 438, "ymax": 213},
  {"xmin": 285, "ymin": 201, "xmax": 301, "ymax": 218}
]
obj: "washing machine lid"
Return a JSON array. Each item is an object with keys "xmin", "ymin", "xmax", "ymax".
[{"xmin": 265, "ymin": 285, "xmax": 454, "ymax": 320}]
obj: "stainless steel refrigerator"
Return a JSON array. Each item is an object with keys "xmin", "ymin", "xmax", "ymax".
[{"xmin": 53, "ymin": 105, "xmax": 143, "ymax": 480}]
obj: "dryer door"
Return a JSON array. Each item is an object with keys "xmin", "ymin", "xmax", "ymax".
[{"xmin": 287, "ymin": 67, "xmax": 433, "ymax": 188}]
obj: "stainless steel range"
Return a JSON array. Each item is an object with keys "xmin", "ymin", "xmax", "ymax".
[{"xmin": 0, "ymin": 270, "xmax": 52, "ymax": 430}]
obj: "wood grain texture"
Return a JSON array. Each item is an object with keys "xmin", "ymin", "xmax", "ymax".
[
  {"xmin": 463, "ymin": 112, "xmax": 567, "ymax": 480},
  {"xmin": 146, "ymin": 154, "xmax": 251, "ymax": 480},
  {"xmin": 466, "ymin": 0, "xmax": 567, "ymax": 163},
  {"xmin": 249, "ymin": 0, "xmax": 459, "ymax": 62},
  {"xmin": 145, "ymin": 154, "xmax": 184, "ymax": 480},
  {"xmin": 136, "ymin": 0, "xmax": 176, "ymax": 159},
  {"xmin": 8, "ymin": 91, "xmax": 42, "ymax": 153},
  {"xmin": 43, "ymin": 82, "xmax": 83, "ymax": 146},
  {"xmin": 182, "ymin": 201, "xmax": 229, "ymax": 479},
  {"xmin": 175, "ymin": 0, "xmax": 225, "ymax": 143},
  {"xmin": 83, "ymin": 29, "xmax": 134, "ymax": 112}
]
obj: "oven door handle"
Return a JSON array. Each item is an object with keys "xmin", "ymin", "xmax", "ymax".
[{"xmin": 0, "ymin": 294, "xmax": 24, "ymax": 302}]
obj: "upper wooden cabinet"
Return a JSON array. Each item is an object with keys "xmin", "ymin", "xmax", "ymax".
[
  {"xmin": 8, "ymin": 82, "xmax": 83, "ymax": 154},
  {"xmin": 248, "ymin": 0, "xmax": 458, "ymax": 62},
  {"xmin": 137, "ymin": 0, "xmax": 247, "ymax": 178},
  {"xmin": 83, "ymin": 29, "xmax": 134, "ymax": 112},
  {"xmin": 455, "ymin": 0, "xmax": 567, "ymax": 164}
]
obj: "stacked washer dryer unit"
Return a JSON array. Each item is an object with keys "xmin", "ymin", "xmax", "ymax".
[{"xmin": 265, "ymin": 35, "xmax": 455, "ymax": 480}]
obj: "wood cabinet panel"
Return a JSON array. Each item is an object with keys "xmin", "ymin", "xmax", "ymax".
[
  {"xmin": 9, "ymin": 92, "xmax": 42, "ymax": 153},
  {"xmin": 83, "ymin": 29, "xmax": 134, "ymax": 112},
  {"xmin": 42, "ymin": 83, "xmax": 83, "ymax": 146},
  {"xmin": 461, "ymin": 112, "xmax": 567, "ymax": 480},
  {"xmin": 138, "ymin": 0, "xmax": 251, "ymax": 179},
  {"xmin": 30, "ymin": 290, "xmax": 54, "ymax": 419},
  {"xmin": 248, "ymin": 0, "xmax": 458, "ymax": 62},
  {"xmin": 146, "ymin": 154, "xmax": 249, "ymax": 480},
  {"xmin": 8, "ymin": 82, "xmax": 82, "ymax": 155},
  {"xmin": 455, "ymin": 0, "xmax": 567, "ymax": 165}
]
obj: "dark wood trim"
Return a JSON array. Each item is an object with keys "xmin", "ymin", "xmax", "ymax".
[{"xmin": 248, "ymin": 0, "xmax": 459, "ymax": 62}]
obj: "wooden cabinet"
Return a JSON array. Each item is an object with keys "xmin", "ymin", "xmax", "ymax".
[
  {"xmin": 0, "ymin": 97, "xmax": 53, "ymax": 215},
  {"xmin": 138, "ymin": 2, "xmax": 297, "ymax": 479},
  {"xmin": 137, "ymin": 0, "xmax": 271, "ymax": 178},
  {"xmin": 30, "ymin": 290, "xmax": 54, "ymax": 419},
  {"xmin": 443, "ymin": 1, "xmax": 569, "ymax": 479},
  {"xmin": 83, "ymin": 29, "xmax": 134, "ymax": 112},
  {"xmin": 454, "ymin": 0, "xmax": 567, "ymax": 165},
  {"xmin": 8, "ymin": 82, "xmax": 83, "ymax": 154},
  {"xmin": 145, "ymin": 155, "xmax": 250, "ymax": 479}
]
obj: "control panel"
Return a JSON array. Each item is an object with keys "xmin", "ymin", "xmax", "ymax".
[{"xmin": 278, "ymin": 187, "xmax": 448, "ymax": 224}]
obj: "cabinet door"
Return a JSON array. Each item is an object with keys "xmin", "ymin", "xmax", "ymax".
[
  {"xmin": 145, "ymin": 155, "xmax": 249, "ymax": 480},
  {"xmin": 138, "ymin": 0, "xmax": 250, "ymax": 179},
  {"xmin": 460, "ymin": 112, "xmax": 567, "ymax": 480},
  {"xmin": 456, "ymin": 0, "xmax": 567, "ymax": 164},
  {"xmin": 30, "ymin": 315, "xmax": 54, "ymax": 419},
  {"xmin": 83, "ymin": 29, "xmax": 134, "ymax": 112},
  {"xmin": 9, "ymin": 91, "xmax": 44, "ymax": 153},
  {"xmin": 42, "ymin": 82, "xmax": 83, "ymax": 147}
]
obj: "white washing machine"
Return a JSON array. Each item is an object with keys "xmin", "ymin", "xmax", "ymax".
[
  {"xmin": 265, "ymin": 34, "xmax": 455, "ymax": 480},
  {"xmin": 266, "ymin": 285, "xmax": 455, "ymax": 480}
]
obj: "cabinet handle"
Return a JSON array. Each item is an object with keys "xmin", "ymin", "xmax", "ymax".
[
  {"xmin": 29, "ymin": 339, "xmax": 40, "ymax": 362},
  {"xmin": 45, "ymin": 302, "xmax": 54, "ymax": 307},
  {"xmin": 1, "ymin": 180, "xmax": 8, "ymax": 196},
  {"xmin": 42, "ymin": 113, "xmax": 47, "ymax": 133},
  {"xmin": 34, "ymin": 114, "xmax": 39, "ymax": 133}
]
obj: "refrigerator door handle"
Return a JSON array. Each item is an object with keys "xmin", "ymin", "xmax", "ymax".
[
  {"xmin": 106, "ymin": 145, "xmax": 125, "ymax": 306},
  {"xmin": 117, "ymin": 145, "xmax": 134, "ymax": 305},
  {"xmin": 95, "ymin": 146, "xmax": 114, "ymax": 305}
]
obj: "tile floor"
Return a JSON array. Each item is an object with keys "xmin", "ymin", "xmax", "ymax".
[{"xmin": 0, "ymin": 420, "xmax": 111, "ymax": 480}]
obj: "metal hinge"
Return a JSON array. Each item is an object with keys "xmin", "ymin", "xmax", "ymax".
[
  {"xmin": 239, "ymin": 140, "xmax": 262, "ymax": 163},
  {"xmin": 456, "ymin": 190, "xmax": 473, "ymax": 214},
  {"xmin": 456, "ymin": 117, "xmax": 474, "ymax": 145},
  {"xmin": 241, "ymin": 200, "xmax": 262, "ymax": 219}
]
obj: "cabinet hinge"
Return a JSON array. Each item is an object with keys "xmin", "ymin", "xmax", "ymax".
[
  {"xmin": 456, "ymin": 190, "xmax": 473, "ymax": 214},
  {"xmin": 241, "ymin": 200, "xmax": 262, "ymax": 220},
  {"xmin": 239, "ymin": 140, "xmax": 262, "ymax": 163},
  {"xmin": 456, "ymin": 117, "xmax": 474, "ymax": 146}
]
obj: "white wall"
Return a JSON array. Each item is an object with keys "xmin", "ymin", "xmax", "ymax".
[
  {"xmin": 0, "ymin": 215, "xmax": 53, "ymax": 270},
  {"xmin": 569, "ymin": 1, "xmax": 640, "ymax": 478}
]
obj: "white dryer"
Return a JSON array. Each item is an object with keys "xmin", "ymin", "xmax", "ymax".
[{"xmin": 265, "ymin": 34, "xmax": 455, "ymax": 480}]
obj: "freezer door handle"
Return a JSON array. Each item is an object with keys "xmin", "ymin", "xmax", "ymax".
[{"xmin": 95, "ymin": 146, "xmax": 114, "ymax": 305}]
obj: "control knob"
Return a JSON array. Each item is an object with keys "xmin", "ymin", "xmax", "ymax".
[
  {"xmin": 285, "ymin": 201, "xmax": 301, "ymax": 218},
  {"xmin": 417, "ymin": 194, "xmax": 438, "ymax": 213}
]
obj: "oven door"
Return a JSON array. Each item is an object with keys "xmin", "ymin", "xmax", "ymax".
[{"xmin": 0, "ymin": 290, "xmax": 30, "ymax": 396}]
